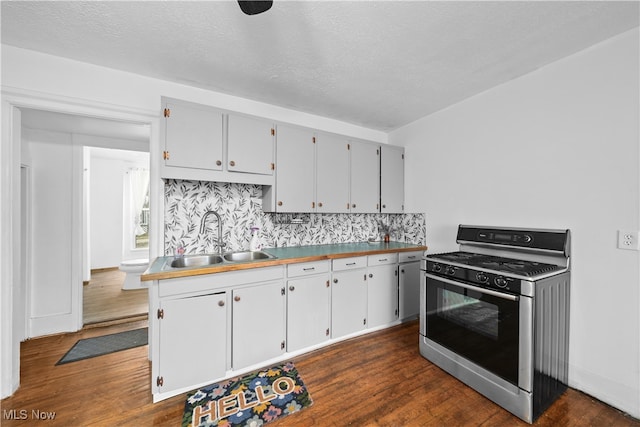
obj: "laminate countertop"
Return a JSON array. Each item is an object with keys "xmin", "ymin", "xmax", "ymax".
[{"xmin": 141, "ymin": 241, "xmax": 427, "ymax": 281}]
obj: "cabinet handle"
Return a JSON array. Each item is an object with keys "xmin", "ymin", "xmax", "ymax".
[
  {"xmin": 234, "ymin": 295, "xmax": 241, "ymax": 302},
  {"xmin": 229, "ymin": 160, "xmax": 236, "ymax": 167},
  {"xmin": 289, "ymin": 285, "xmax": 295, "ymax": 291},
  {"xmin": 216, "ymin": 160, "xmax": 222, "ymax": 166},
  {"xmin": 407, "ymin": 255, "xmax": 416, "ymax": 259},
  {"xmin": 379, "ymin": 258, "xmax": 388, "ymax": 262},
  {"xmin": 346, "ymin": 262, "xmax": 356, "ymax": 266},
  {"xmin": 218, "ymin": 300, "xmax": 225, "ymax": 306},
  {"xmin": 303, "ymin": 267, "xmax": 315, "ymax": 271},
  {"xmin": 333, "ymin": 278, "xmax": 338, "ymax": 284}
]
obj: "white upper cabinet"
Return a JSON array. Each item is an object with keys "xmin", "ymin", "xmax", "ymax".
[
  {"xmin": 160, "ymin": 97, "xmax": 273, "ymax": 185},
  {"xmin": 380, "ymin": 145, "xmax": 405, "ymax": 213},
  {"xmin": 316, "ymin": 133, "xmax": 350, "ymax": 213},
  {"xmin": 350, "ymin": 141, "xmax": 380, "ymax": 213},
  {"xmin": 272, "ymin": 124, "xmax": 315, "ymax": 213},
  {"xmin": 227, "ymin": 114, "xmax": 274, "ymax": 175},
  {"xmin": 163, "ymin": 100, "xmax": 223, "ymax": 171}
]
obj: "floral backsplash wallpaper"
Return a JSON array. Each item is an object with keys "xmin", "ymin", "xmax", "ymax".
[{"xmin": 164, "ymin": 180, "xmax": 426, "ymax": 256}]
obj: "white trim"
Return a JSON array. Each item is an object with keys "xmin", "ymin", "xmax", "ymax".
[{"xmin": 0, "ymin": 87, "xmax": 163, "ymax": 398}]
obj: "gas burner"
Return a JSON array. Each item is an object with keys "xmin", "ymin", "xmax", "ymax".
[{"xmin": 427, "ymin": 252, "xmax": 562, "ymax": 277}]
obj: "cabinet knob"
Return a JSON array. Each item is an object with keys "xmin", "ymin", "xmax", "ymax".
[
  {"xmin": 382, "ymin": 204, "xmax": 386, "ymax": 209},
  {"xmin": 289, "ymin": 285, "xmax": 295, "ymax": 291},
  {"xmin": 218, "ymin": 300, "xmax": 225, "ymax": 307},
  {"xmin": 216, "ymin": 160, "xmax": 222, "ymax": 166},
  {"xmin": 234, "ymin": 295, "xmax": 241, "ymax": 302},
  {"xmin": 369, "ymin": 273, "xmax": 373, "ymax": 278},
  {"xmin": 277, "ymin": 201, "xmax": 283, "ymax": 206},
  {"xmin": 229, "ymin": 160, "xmax": 236, "ymax": 167},
  {"xmin": 333, "ymin": 278, "xmax": 338, "ymax": 284},
  {"xmin": 352, "ymin": 204, "xmax": 356, "ymax": 208},
  {"xmin": 318, "ymin": 202, "xmax": 323, "ymax": 208}
]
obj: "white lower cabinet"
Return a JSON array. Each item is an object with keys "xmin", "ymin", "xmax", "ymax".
[
  {"xmin": 331, "ymin": 257, "xmax": 368, "ymax": 339},
  {"xmin": 286, "ymin": 261, "xmax": 331, "ymax": 352},
  {"xmin": 151, "ymin": 251, "xmax": 419, "ymax": 402},
  {"xmin": 156, "ymin": 292, "xmax": 227, "ymax": 395},
  {"xmin": 367, "ymin": 254, "xmax": 399, "ymax": 328},
  {"xmin": 399, "ymin": 251, "xmax": 422, "ymax": 320},
  {"xmin": 232, "ymin": 280, "xmax": 286, "ymax": 370}
]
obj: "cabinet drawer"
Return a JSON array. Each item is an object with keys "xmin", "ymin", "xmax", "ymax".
[
  {"xmin": 332, "ymin": 256, "xmax": 367, "ymax": 271},
  {"xmin": 367, "ymin": 253, "xmax": 398, "ymax": 266},
  {"xmin": 288, "ymin": 260, "xmax": 330, "ymax": 278},
  {"xmin": 159, "ymin": 266, "xmax": 284, "ymax": 297},
  {"xmin": 399, "ymin": 251, "xmax": 423, "ymax": 264}
]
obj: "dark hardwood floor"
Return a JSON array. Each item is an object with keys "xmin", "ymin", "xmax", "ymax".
[{"xmin": 2, "ymin": 320, "xmax": 638, "ymax": 426}]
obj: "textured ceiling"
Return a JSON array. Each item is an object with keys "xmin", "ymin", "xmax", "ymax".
[{"xmin": 2, "ymin": 1, "xmax": 639, "ymax": 132}]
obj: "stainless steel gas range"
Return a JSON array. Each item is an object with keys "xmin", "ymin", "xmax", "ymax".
[{"xmin": 419, "ymin": 225, "xmax": 571, "ymax": 423}]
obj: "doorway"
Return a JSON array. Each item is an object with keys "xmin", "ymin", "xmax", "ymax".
[
  {"xmin": 83, "ymin": 147, "xmax": 150, "ymax": 325},
  {"xmin": 19, "ymin": 108, "xmax": 152, "ymax": 332}
]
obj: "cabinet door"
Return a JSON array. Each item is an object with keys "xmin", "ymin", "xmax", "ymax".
[
  {"xmin": 287, "ymin": 274, "xmax": 331, "ymax": 352},
  {"xmin": 350, "ymin": 142, "xmax": 380, "ymax": 213},
  {"xmin": 316, "ymin": 134, "xmax": 350, "ymax": 213},
  {"xmin": 380, "ymin": 145, "xmax": 404, "ymax": 213},
  {"xmin": 399, "ymin": 261, "xmax": 421, "ymax": 320},
  {"xmin": 158, "ymin": 292, "xmax": 227, "ymax": 394},
  {"xmin": 367, "ymin": 264, "xmax": 399, "ymax": 328},
  {"xmin": 232, "ymin": 281, "xmax": 285, "ymax": 370},
  {"xmin": 331, "ymin": 269, "xmax": 367, "ymax": 338},
  {"xmin": 164, "ymin": 101, "xmax": 223, "ymax": 171},
  {"xmin": 275, "ymin": 125, "xmax": 315, "ymax": 212},
  {"xmin": 227, "ymin": 114, "xmax": 274, "ymax": 175}
]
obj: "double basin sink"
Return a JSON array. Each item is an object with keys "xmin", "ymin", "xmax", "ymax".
[{"xmin": 169, "ymin": 250, "xmax": 275, "ymax": 269}]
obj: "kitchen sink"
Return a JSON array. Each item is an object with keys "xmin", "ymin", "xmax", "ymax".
[
  {"xmin": 223, "ymin": 251, "xmax": 275, "ymax": 262},
  {"xmin": 170, "ymin": 254, "xmax": 224, "ymax": 268}
]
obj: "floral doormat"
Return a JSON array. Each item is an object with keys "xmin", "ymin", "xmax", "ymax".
[{"xmin": 182, "ymin": 362, "xmax": 313, "ymax": 427}]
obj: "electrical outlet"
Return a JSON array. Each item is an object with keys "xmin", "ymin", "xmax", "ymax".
[{"xmin": 617, "ymin": 230, "xmax": 640, "ymax": 250}]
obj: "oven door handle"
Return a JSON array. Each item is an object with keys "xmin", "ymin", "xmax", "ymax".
[{"xmin": 426, "ymin": 273, "xmax": 519, "ymax": 302}]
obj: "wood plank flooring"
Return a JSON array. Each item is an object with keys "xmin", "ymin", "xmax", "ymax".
[
  {"xmin": 2, "ymin": 320, "xmax": 638, "ymax": 426},
  {"xmin": 83, "ymin": 268, "xmax": 148, "ymax": 325}
]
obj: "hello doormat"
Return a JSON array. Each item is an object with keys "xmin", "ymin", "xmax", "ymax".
[{"xmin": 182, "ymin": 362, "xmax": 313, "ymax": 427}]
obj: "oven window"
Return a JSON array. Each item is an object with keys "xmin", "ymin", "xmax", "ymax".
[
  {"xmin": 438, "ymin": 289, "xmax": 499, "ymax": 340},
  {"xmin": 426, "ymin": 276, "xmax": 520, "ymax": 385}
]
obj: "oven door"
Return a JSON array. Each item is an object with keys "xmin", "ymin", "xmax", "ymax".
[{"xmin": 424, "ymin": 273, "xmax": 526, "ymax": 388}]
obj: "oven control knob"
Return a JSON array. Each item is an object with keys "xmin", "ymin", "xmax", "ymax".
[
  {"xmin": 494, "ymin": 276, "xmax": 508, "ymax": 288},
  {"xmin": 445, "ymin": 266, "xmax": 456, "ymax": 275},
  {"xmin": 432, "ymin": 264, "xmax": 442, "ymax": 272},
  {"xmin": 476, "ymin": 272, "xmax": 488, "ymax": 283}
]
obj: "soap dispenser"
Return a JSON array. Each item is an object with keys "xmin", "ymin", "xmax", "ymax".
[{"xmin": 249, "ymin": 226, "xmax": 261, "ymax": 251}]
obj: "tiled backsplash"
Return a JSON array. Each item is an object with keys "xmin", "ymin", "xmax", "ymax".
[{"xmin": 164, "ymin": 180, "xmax": 426, "ymax": 255}]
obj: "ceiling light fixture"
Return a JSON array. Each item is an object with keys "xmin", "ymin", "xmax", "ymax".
[{"xmin": 238, "ymin": 1, "xmax": 273, "ymax": 15}]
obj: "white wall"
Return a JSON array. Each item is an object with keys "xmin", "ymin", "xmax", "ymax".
[
  {"xmin": 89, "ymin": 155, "xmax": 125, "ymax": 269},
  {"xmin": 1, "ymin": 45, "xmax": 387, "ymax": 144},
  {"xmin": 390, "ymin": 28, "xmax": 640, "ymax": 418},
  {"xmin": 21, "ymin": 128, "xmax": 80, "ymax": 336}
]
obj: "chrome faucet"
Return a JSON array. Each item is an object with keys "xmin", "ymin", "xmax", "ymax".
[{"xmin": 199, "ymin": 210, "xmax": 224, "ymax": 254}]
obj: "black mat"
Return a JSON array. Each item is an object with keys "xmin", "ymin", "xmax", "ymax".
[{"xmin": 56, "ymin": 328, "xmax": 148, "ymax": 365}]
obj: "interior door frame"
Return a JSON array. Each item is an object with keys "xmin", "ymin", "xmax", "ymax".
[{"xmin": 0, "ymin": 87, "xmax": 161, "ymax": 398}]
